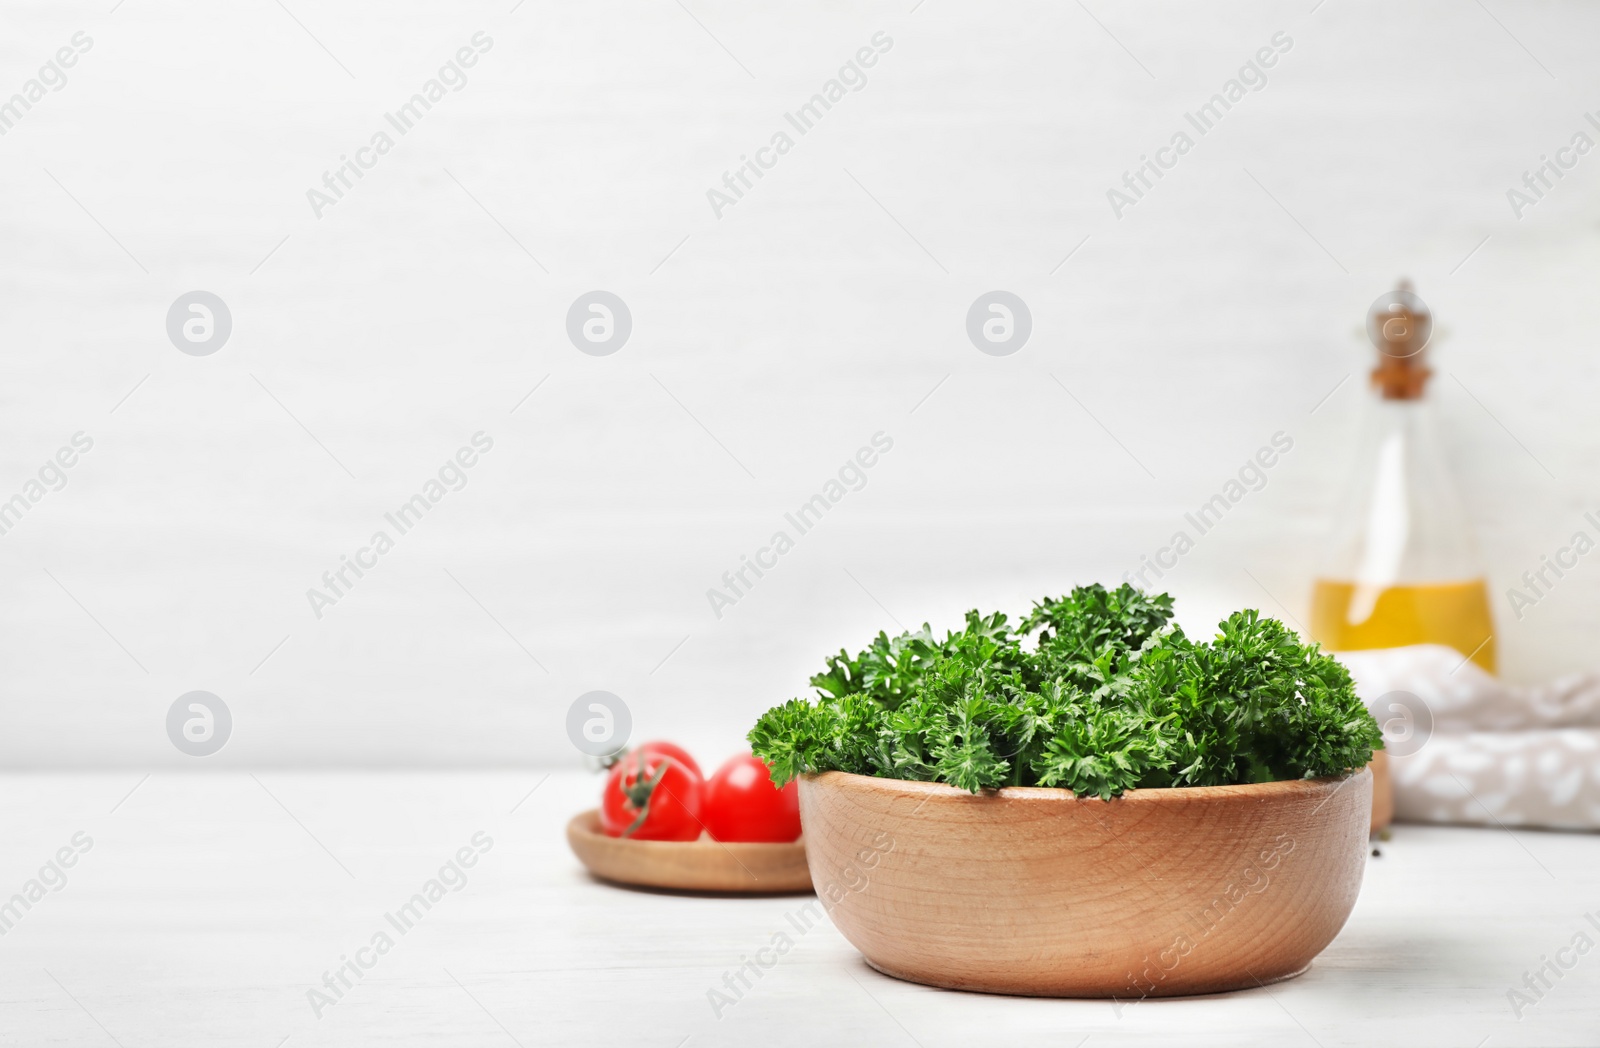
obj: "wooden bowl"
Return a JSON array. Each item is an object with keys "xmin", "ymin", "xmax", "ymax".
[
  {"xmin": 565, "ymin": 810, "xmax": 812, "ymax": 893},
  {"xmin": 799, "ymin": 768, "xmax": 1372, "ymax": 997}
]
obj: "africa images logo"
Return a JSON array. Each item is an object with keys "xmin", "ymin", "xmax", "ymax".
[
  {"xmin": 305, "ymin": 32, "xmax": 494, "ymax": 218},
  {"xmin": 706, "ymin": 32, "xmax": 893, "ymax": 219},
  {"xmin": 305, "ymin": 433, "xmax": 494, "ymax": 618}
]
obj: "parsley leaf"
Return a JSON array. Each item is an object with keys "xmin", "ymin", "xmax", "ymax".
[{"xmin": 749, "ymin": 584, "xmax": 1382, "ymax": 797}]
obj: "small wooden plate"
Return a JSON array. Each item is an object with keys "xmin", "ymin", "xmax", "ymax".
[{"xmin": 566, "ymin": 809, "xmax": 812, "ymax": 893}]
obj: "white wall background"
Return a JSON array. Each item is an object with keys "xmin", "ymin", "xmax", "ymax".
[{"xmin": 2, "ymin": 0, "xmax": 1597, "ymax": 768}]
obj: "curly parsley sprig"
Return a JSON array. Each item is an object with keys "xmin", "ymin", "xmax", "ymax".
[{"xmin": 747, "ymin": 584, "xmax": 1382, "ymax": 799}]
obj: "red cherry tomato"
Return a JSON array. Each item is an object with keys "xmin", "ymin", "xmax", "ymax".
[
  {"xmin": 631, "ymin": 740, "xmax": 702, "ymax": 780},
  {"xmin": 600, "ymin": 752, "xmax": 703, "ymax": 841},
  {"xmin": 702, "ymin": 754, "xmax": 801, "ymax": 843}
]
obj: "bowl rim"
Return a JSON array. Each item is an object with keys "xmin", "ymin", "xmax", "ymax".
[{"xmin": 802, "ymin": 767, "xmax": 1369, "ymax": 808}]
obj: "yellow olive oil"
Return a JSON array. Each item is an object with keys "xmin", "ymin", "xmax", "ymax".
[{"xmin": 1309, "ymin": 577, "xmax": 1496, "ymax": 673}]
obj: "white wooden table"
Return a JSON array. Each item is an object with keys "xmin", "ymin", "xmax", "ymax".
[{"xmin": 0, "ymin": 770, "xmax": 1595, "ymax": 1047}]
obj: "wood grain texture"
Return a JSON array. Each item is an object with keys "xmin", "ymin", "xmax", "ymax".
[
  {"xmin": 566, "ymin": 809, "xmax": 812, "ymax": 893},
  {"xmin": 799, "ymin": 769, "xmax": 1372, "ymax": 997}
]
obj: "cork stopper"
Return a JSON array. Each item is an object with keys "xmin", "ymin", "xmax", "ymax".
[{"xmin": 1366, "ymin": 281, "xmax": 1432, "ymax": 400}]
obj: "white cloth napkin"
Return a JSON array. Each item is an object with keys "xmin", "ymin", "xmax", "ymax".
[{"xmin": 1337, "ymin": 645, "xmax": 1600, "ymax": 832}]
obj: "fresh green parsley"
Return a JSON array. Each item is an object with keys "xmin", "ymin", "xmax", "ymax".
[{"xmin": 748, "ymin": 584, "xmax": 1382, "ymax": 799}]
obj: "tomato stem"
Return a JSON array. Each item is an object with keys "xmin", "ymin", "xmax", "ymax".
[{"xmin": 620, "ymin": 752, "xmax": 669, "ymax": 838}]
